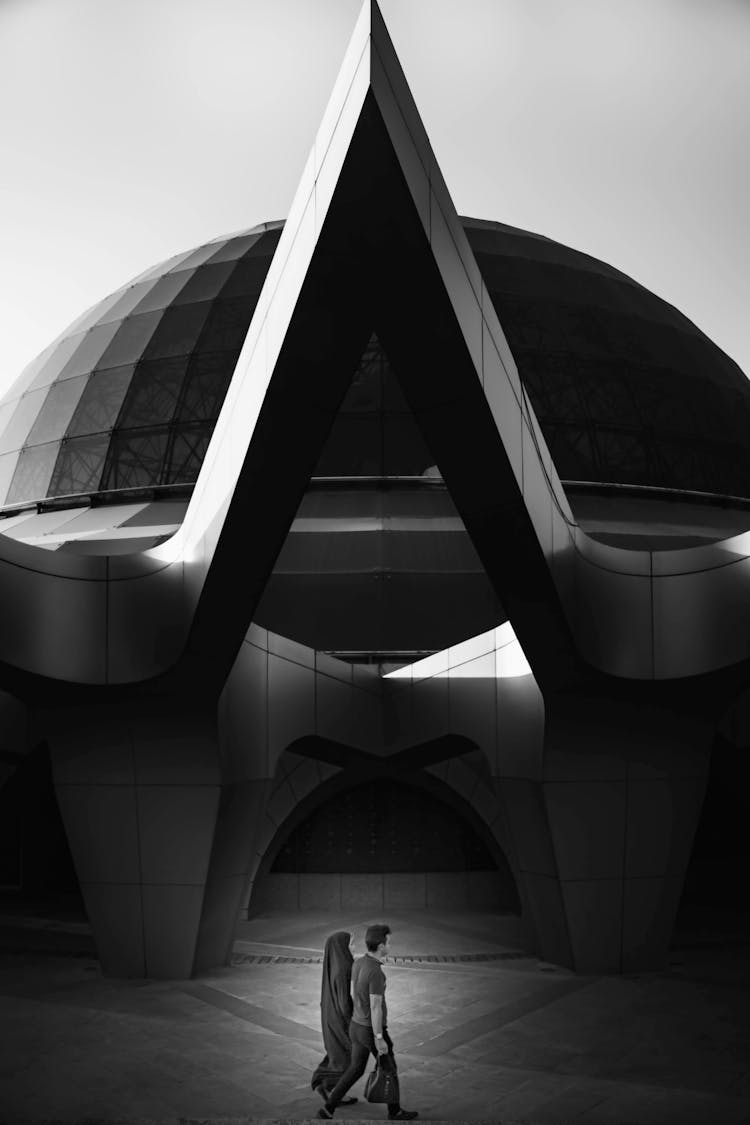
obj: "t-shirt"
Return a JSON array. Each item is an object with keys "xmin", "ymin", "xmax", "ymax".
[{"xmin": 351, "ymin": 953, "xmax": 388, "ymax": 1028}]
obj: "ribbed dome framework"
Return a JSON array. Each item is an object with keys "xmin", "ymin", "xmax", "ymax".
[
  {"xmin": 0, "ymin": 222, "xmax": 283, "ymax": 510},
  {"xmin": 2, "ymin": 216, "xmax": 750, "ymax": 513}
]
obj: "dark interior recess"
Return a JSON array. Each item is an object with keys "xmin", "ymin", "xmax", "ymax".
[{"xmin": 271, "ymin": 778, "xmax": 497, "ymax": 875}]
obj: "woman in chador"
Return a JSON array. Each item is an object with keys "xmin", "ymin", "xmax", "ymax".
[{"xmin": 311, "ymin": 931, "xmax": 359, "ymax": 1105}]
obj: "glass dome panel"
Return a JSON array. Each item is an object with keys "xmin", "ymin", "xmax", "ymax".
[
  {"xmin": 98, "ymin": 281, "xmax": 158, "ymax": 325},
  {"xmin": 131, "ymin": 270, "xmax": 195, "ymax": 315},
  {"xmin": 25, "ymin": 375, "xmax": 88, "ymax": 446},
  {"xmin": 0, "ymin": 390, "xmax": 49, "ymax": 455},
  {"xmin": 6, "ymin": 441, "xmax": 61, "ymax": 506},
  {"xmin": 206, "ymin": 232, "xmax": 264, "ymax": 262},
  {"xmin": 2, "ymin": 218, "xmax": 749, "ymax": 519},
  {"xmin": 66, "ymin": 366, "xmax": 135, "ymax": 438},
  {"xmin": 96, "ymin": 310, "xmax": 163, "ymax": 368},
  {"xmin": 0, "ymin": 452, "xmax": 19, "ymax": 507},
  {"xmin": 27, "ymin": 333, "xmax": 87, "ymax": 392},
  {"xmin": 58, "ymin": 322, "xmax": 122, "ymax": 381},
  {"xmin": 171, "ymin": 262, "xmax": 235, "ymax": 304},
  {"xmin": 49, "ymin": 434, "xmax": 110, "ymax": 497}
]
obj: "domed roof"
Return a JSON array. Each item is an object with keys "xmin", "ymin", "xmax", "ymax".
[
  {"xmin": 1, "ymin": 216, "xmax": 749, "ymax": 514},
  {"xmin": 464, "ymin": 220, "xmax": 750, "ymax": 498},
  {"xmin": 0, "ymin": 222, "xmax": 284, "ymax": 512}
]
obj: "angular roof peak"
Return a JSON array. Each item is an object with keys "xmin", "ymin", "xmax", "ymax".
[{"xmin": 161, "ymin": 0, "xmax": 578, "ymax": 694}]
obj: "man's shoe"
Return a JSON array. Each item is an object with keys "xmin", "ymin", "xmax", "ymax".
[
  {"xmin": 388, "ymin": 1111, "xmax": 418, "ymax": 1121},
  {"xmin": 316, "ymin": 1108, "xmax": 334, "ymax": 1120}
]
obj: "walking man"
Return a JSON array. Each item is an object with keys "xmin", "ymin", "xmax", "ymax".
[{"xmin": 316, "ymin": 923, "xmax": 418, "ymax": 1120}]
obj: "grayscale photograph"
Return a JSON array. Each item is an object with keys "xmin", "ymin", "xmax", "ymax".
[{"xmin": 0, "ymin": 1, "xmax": 749, "ymax": 1122}]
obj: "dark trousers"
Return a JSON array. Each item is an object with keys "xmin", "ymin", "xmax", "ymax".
[{"xmin": 325, "ymin": 1023, "xmax": 399, "ymax": 1113}]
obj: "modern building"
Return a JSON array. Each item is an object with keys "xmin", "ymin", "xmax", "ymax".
[{"xmin": 1, "ymin": 1, "xmax": 749, "ymax": 978}]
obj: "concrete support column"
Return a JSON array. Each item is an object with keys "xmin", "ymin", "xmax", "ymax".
[
  {"xmin": 497, "ymin": 697, "xmax": 712, "ymax": 973},
  {"xmin": 46, "ymin": 700, "xmax": 271, "ymax": 979},
  {"xmin": 192, "ymin": 776, "xmax": 272, "ymax": 974}
]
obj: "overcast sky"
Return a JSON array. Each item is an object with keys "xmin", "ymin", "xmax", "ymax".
[{"xmin": 1, "ymin": 0, "xmax": 748, "ymax": 396}]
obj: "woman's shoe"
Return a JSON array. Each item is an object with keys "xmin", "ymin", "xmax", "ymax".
[{"xmin": 318, "ymin": 1088, "xmax": 356, "ymax": 1106}]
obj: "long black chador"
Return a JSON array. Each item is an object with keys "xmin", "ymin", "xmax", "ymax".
[{"xmin": 311, "ymin": 931, "xmax": 358, "ymax": 1104}]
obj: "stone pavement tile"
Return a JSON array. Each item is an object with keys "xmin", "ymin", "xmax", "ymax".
[
  {"xmin": 476, "ymin": 1040, "xmax": 575, "ymax": 1073},
  {"xmin": 576, "ymin": 1084, "xmax": 750, "ymax": 1125},
  {"xmin": 457, "ymin": 971, "xmax": 750, "ymax": 1091},
  {"xmin": 239, "ymin": 909, "xmax": 525, "ymax": 958},
  {"xmin": 400, "ymin": 992, "xmax": 505, "ymax": 1035},
  {"xmin": 394, "ymin": 1057, "xmax": 537, "ymax": 1118},
  {"xmin": 462, "ymin": 1014, "xmax": 602, "ymax": 1071},
  {"xmin": 529, "ymin": 1080, "xmax": 619, "ymax": 1122},
  {"xmin": 202, "ymin": 971, "xmax": 322, "ymax": 1033},
  {"xmin": 530, "ymin": 976, "xmax": 750, "ymax": 1095},
  {"xmin": 726, "ymin": 1071, "xmax": 750, "ymax": 1098},
  {"xmin": 388, "ymin": 911, "xmax": 524, "ymax": 953},
  {"xmin": 3, "ymin": 909, "xmax": 750, "ymax": 1123},
  {"xmin": 484, "ymin": 1072, "xmax": 585, "ymax": 1119},
  {"xmin": 182, "ymin": 982, "xmax": 320, "ymax": 1044},
  {"xmin": 230, "ymin": 971, "xmax": 318, "ymax": 1006},
  {"xmin": 410, "ymin": 979, "xmax": 592, "ymax": 1060},
  {"xmin": 2, "ymin": 992, "xmax": 273, "ymax": 1117}
]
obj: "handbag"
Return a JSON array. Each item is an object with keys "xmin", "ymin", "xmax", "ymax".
[{"xmin": 365, "ymin": 1052, "xmax": 400, "ymax": 1104}]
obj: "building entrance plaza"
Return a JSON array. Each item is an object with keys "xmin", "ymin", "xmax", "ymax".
[
  {"xmin": 1, "ymin": 2, "xmax": 750, "ymax": 1119},
  {"xmin": 1, "ymin": 904, "xmax": 750, "ymax": 1122}
]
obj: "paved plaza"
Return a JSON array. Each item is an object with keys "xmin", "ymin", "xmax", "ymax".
[{"xmin": 0, "ymin": 905, "xmax": 749, "ymax": 1124}]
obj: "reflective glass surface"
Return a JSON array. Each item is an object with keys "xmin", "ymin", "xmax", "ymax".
[
  {"xmin": 16, "ymin": 342, "xmax": 61, "ymax": 395},
  {"xmin": 141, "ymin": 301, "xmax": 212, "ymax": 360},
  {"xmin": 169, "ymin": 242, "xmax": 224, "ymax": 273},
  {"xmin": 205, "ymin": 231, "xmax": 265, "ymax": 262},
  {"xmin": 171, "ymin": 262, "xmax": 234, "ymax": 304},
  {"xmin": 0, "ymin": 224, "xmax": 281, "ymax": 508},
  {"xmin": 25, "ymin": 376, "xmax": 88, "ymax": 446},
  {"xmin": 27, "ymin": 333, "xmax": 86, "ymax": 392},
  {"xmin": 101, "ymin": 427, "xmax": 171, "ymax": 491},
  {"xmin": 0, "ymin": 400, "xmax": 18, "ymax": 446},
  {"xmin": 0, "ymin": 390, "xmax": 49, "ymax": 455},
  {"xmin": 67, "ymin": 366, "xmax": 134, "ymax": 437},
  {"xmin": 464, "ymin": 220, "xmax": 750, "ymax": 496},
  {"xmin": 3, "ymin": 216, "xmax": 750, "ymax": 514},
  {"xmin": 0, "ymin": 452, "xmax": 19, "ymax": 507},
  {"xmin": 0, "ymin": 226, "xmax": 281, "ymax": 508},
  {"xmin": 116, "ymin": 357, "xmax": 188, "ymax": 428},
  {"xmin": 57, "ymin": 322, "xmax": 121, "ymax": 380},
  {"xmin": 6, "ymin": 442, "xmax": 61, "ymax": 505},
  {"xmin": 166, "ymin": 424, "xmax": 212, "ymax": 484},
  {"xmin": 313, "ymin": 334, "xmax": 436, "ymax": 478},
  {"xmin": 49, "ymin": 434, "xmax": 110, "ymax": 497},
  {"xmin": 129, "ymin": 270, "xmax": 194, "ymax": 315},
  {"xmin": 96, "ymin": 311, "xmax": 163, "ymax": 368},
  {"xmin": 98, "ymin": 281, "xmax": 156, "ymax": 325},
  {"xmin": 176, "ymin": 353, "xmax": 234, "ymax": 422}
]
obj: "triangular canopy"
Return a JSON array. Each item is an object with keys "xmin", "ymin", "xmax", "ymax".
[
  {"xmin": 168, "ymin": 0, "xmax": 578, "ymax": 697},
  {"xmin": 0, "ymin": 0, "xmax": 586, "ymax": 701}
]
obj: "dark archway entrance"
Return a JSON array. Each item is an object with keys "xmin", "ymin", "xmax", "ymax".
[{"xmin": 252, "ymin": 777, "xmax": 519, "ymax": 914}]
